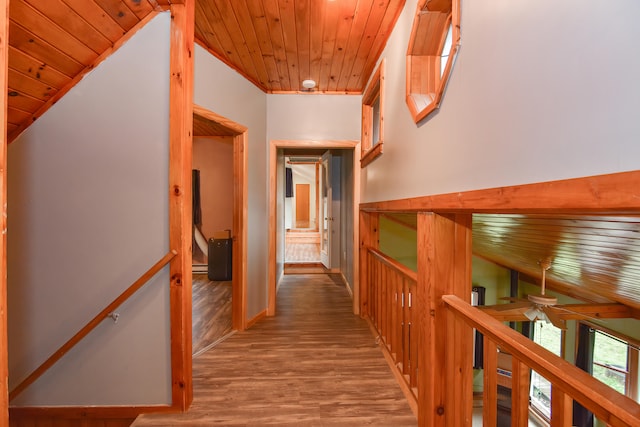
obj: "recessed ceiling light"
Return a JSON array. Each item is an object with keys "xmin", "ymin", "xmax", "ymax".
[{"xmin": 302, "ymin": 79, "xmax": 316, "ymax": 89}]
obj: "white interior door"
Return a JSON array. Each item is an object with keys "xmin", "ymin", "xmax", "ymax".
[{"xmin": 319, "ymin": 151, "xmax": 332, "ymax": 268}]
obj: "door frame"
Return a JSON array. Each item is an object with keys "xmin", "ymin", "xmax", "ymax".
[
  {"xmin": 193, "ymin": 105, "xmax": 248, "ymax": 332},
  {"xmin": 268, "ymin": 139, "xmax": 361, "ymax": 317}
]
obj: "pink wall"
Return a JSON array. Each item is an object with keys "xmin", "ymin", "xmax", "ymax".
[{"xmin": 193, "ymin": 136, "xmax": 234, "ymax": 242}]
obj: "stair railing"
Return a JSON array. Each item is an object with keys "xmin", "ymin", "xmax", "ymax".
[
  {"xmin": 9, "ymin": 249, "xmax": 178, "ymax": 401},
  {"xmin": 443, "ymin": 294, "xmax": 640, "ymax": 426},
  {"xmin": 363, "ymin": 246, "xmax": 419, "ymax": 400}
]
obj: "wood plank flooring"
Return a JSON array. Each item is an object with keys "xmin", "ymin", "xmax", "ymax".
[
  {"xmin": 192, "ymin": 274, "xmax": 233, "ymax": 356},
  {"xmin": 285, "ymin": 231, "xmax": 320, "ymax": 263},
  {"xmin": 133, "ymin": 273, "xmax": 416, "ymax": 426}
]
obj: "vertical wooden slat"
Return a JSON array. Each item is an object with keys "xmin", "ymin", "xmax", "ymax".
[
  {"xmin": 416, "ymin": 213, "xmax": 473, "ymax": 426},
  {"xmin": 390, "ymin": 274, "xmax": 399, "ymax": 356},
  {"xmin": 403, "ymin": 281, "xmax": 410, "ymax": 376},
  {"xmin": 381, "ymin": 265, "xmax": 388, "ymax": 343},
  {"xmin": 169, "ymin": 0, "xmax": 194, "ymax": 411},
  {"xmin": 0, "ymin": 0, "xmax": 8, "ymax": 424},
  {"xmin": 483, "ymin": 340, "xmax": 498, "ymax": 427},
  {"xmin": 375, "ymin": 260, "xmax": 381, "ymax": 330},
  {"xmin": 409, "ymin": 285, "xmax": 418, "ymax": 389},
  {"xmin": 551, "ymin": 387, "xmax": 573, "ymax": 427},
  {"xmin": 511, "ymin": 359, "xmax": 530, "ymax": 427}
]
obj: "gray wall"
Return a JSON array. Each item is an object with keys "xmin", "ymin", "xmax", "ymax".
[
  {"xmin": 361, "ymin": 0, "xmax": 640, "ymax": 203},
  {"xmin": 8, "ymin": 13, "xmax": 172, "ymax": 405},
  {"xmin": 194, "ymin": 45, "xmax": 269, "ymax": 320},
  {"xmin": 267, "ymin": 95, "xmax": 361, "ymax": 290}
]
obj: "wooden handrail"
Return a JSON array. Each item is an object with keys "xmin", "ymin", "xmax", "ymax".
[
  {"xmin": 366, "ymin": 247, "xmax": 418, "ymax": 283},
  {"xmin": 442, "ymin": 294, "xmax": 640, "ymax": 426},
  {"xmin": 9, "ymin": 250, "xmax": 178, "ymax": 402}
]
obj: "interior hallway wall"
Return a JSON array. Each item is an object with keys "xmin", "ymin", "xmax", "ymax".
[
  {"xmin": 193, "ymin": 136, "xmax": 234, "ymax": 241},
  {"xmin": 289, "ymin": 163, "xmax": 317, "ymax": 229},
  {"xmin": 361, "ymin": 0, "xmax": 640, "ymax": 203},
  {"xmin": 7, "ymin": 13, "xmax": 172, "ymax": 405},
  {"xmin": 194, "ymin": 45, "xmax": 268, "ymax": 320},
  {"xmin": 267, "ymin": 94, "xmax": 361, "ymax": 285}
]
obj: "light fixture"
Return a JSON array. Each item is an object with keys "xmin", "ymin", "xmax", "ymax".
[{"xmin": 302, "ymin": 79, "xmax": 316, "ymax": 90}]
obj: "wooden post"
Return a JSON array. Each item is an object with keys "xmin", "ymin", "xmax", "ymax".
[
  {"xmin": 359, "ymin": 211, "xmax": 379, "ymax": 317},
  {"xmin": 0, "ymin": 0, "xmax": 8, "ymax": 424},
  {"xmin": 417, "ymin": 213, "xmax": 473, "ymax": 426},
  {"xmin": 169, "ymin": 0, "xmax": 194, "ymax": 411}
]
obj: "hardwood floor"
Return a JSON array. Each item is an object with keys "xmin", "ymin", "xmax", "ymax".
[
  {"xmin": 285, "ymin": 230, "xmax": 320, "ymax": 263},
  {"xmin": 133, "ymin": 273, "xmax": 416, "ymax": 426},
  {"xmin": 192, "ymin": 274, "xmax": 233, "ymax": 356}
]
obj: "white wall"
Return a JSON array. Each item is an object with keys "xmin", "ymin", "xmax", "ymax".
[
  {"xmin": 289, "ymin": 163, "xmax": 317, "ymax": 228},
  {"xmin": 7, "ymin": 13, "xmax": 172, "ymax": 405},
  {"xmin": 267, "ymin": 95, "xmax": 361, "ymax": 284},
  {"xmin": 194, "ymin": 46, "xmax": 268, "ymax": 320},
  {"xmin": 267, "ymin": 95, "xmax": 361, "ymax": 142},
  {"xmin": 361, "ymin": 0, "xmax": 640, "ymax": 203}
]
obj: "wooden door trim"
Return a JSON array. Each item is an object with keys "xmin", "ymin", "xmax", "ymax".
[
  {"xmin": 268, "ymin": 139, "xmax": 361, "ymax": 316},
  {"xmin": 192, "ymin": 104, "xmax": 248, "ymax": 332}
]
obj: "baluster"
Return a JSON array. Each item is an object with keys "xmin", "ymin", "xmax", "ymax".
[
  {"xmin": 551, "ymin": 386, "xmax": 573, "ymax": 427},
  {"xmin": 483, "ymin": 339, "xmax": 498, "ymax": 426},
  {"xmin": 511, "ymin": 359, "xmax": 531, "ymax": 427}
]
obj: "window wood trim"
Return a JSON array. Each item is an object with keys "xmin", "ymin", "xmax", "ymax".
[
  {"xmin": 361, "ymin": 59, "xmax": 384, "ymax": 168},
  {"xmin": 406, "ymin": 0, "xmax": 460, "ymax": 123}
]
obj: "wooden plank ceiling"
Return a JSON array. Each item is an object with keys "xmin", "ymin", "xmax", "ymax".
[
  {"xmin": 194, "ymin": 0, "xmax": 405, "ymax": 94},
  {"xmin": 473, "ymin": 214, "xmax": 640, "ymax": 310},
  {"xmin": 6, "ymin": 0, "xmax": 405, "ymax": 141},
  {"xmin": 384, "ymin": 213, "xmax": 640, "ymax": 311},
  {"xmin": 6, "ymin": 0, "xmax": 165, "ymax": 141}
]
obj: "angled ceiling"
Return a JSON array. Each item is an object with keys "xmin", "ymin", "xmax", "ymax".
[
  {"xmin": 7, "ymin": 0, "xmax": 165, "ymax": 141},
  {"xmin": 194, "ymin": 0, "xmax": 405, "ymax": 94},
  {"xmin": 6, "ymin": 0, "xmax": 405, "ymax": 141}
]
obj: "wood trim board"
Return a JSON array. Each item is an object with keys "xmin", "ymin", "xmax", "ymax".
[{"xmin": 360, "ymin": 170, "xmax": 640, "ymax": 214}]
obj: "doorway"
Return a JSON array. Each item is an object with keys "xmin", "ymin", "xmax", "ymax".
[
  {"xmin": 268, "ymin": 140, "xmax": 361, "ymax": 317},
  {"xmin": 285, "ymin": 156, "xmax": 321, "ymax": 266},
  {"xmin": 192, "ymin": 105, "xmax": 248, "ymax": 349},
  {"xmin": 192, "ymin": 135, "xmax": 234, "ymax": 355}
]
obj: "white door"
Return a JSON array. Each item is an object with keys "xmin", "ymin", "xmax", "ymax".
[{"xmin": 319, "ymin": 151, "xmax": 332, "ymax": 268}]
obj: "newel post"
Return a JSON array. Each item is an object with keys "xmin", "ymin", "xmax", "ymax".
[
  {"xmin": 169, "ymin": 0, "xmax": 195, "ymax": 411},
  {"xmin": 417, "ymin": 213, "xmax": 473, "ymax": 426},
  {"xmin": 359, "ymin": 210, "xmax": 379, "ymax": 318}
]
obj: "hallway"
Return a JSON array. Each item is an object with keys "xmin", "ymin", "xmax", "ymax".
[{"xmin": 133, "ymin": 273, "xmax": 416, "ymax": 426}]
